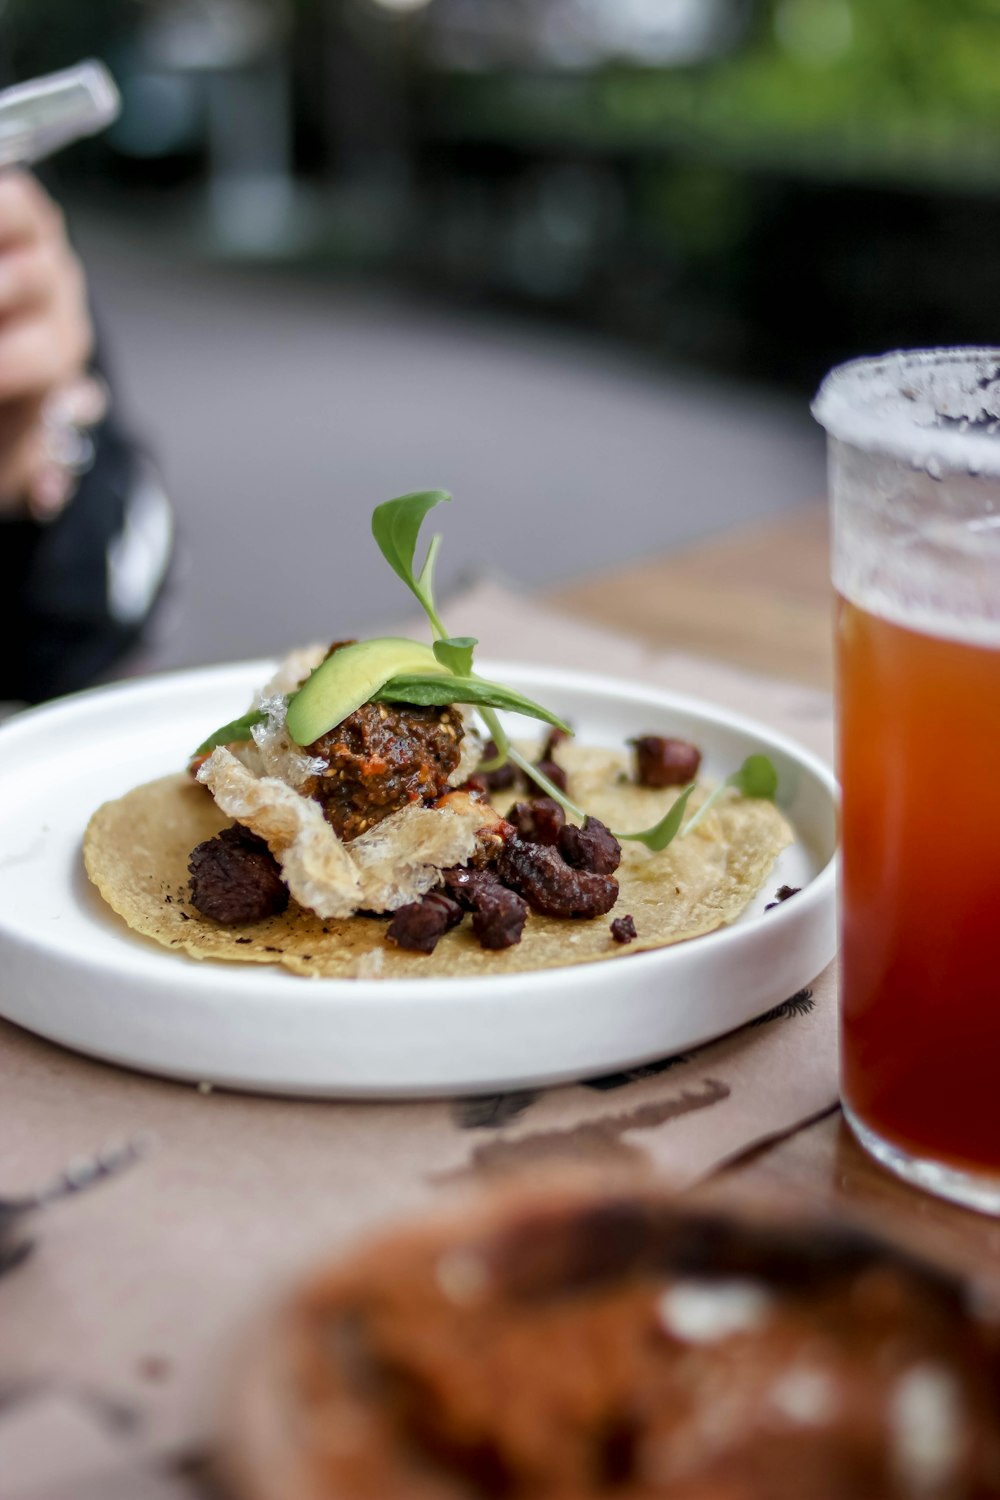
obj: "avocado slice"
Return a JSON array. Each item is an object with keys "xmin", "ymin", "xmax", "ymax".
[{"xmin": 285, "ymin": 636, "xmax": 447, "ymax": 746}]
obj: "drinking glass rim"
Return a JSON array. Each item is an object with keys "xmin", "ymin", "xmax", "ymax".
[{"xmin": 812, "ymin": 346, "xmax": 1000, "ymax": 477}]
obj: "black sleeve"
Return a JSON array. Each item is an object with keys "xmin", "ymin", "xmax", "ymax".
[{"xmin": 0, "ymin": 411, "xmax": 173, "ymax": 704}]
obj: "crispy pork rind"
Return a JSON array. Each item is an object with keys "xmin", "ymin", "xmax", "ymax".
[
  {"xmin": 84, "ymin": 744, "xmax": 793, "ymax": 979},
  {"xmin": 349, "ymin": 795, "xmax": 500, "ymax": 913},
  {"xmin": 196, "ymin": 747, "xmax": 494, "ymax": 920},
  {"xmin": 196, "ymin": 748, "xmax": 360, "ymax": 918}
]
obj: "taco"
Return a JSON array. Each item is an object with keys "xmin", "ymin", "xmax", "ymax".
[{"xmin": 84, "ymin": 491, "xmax": 793, "ymax": 979}]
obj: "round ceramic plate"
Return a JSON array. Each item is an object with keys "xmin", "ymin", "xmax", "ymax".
[{"xmin": 0, "ymin": 661, "xmax": 838, "ymax": 1098}]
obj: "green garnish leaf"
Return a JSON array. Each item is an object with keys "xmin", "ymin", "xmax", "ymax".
[
  {"xmin": 417, "ymin": 531, "xmax": 442, "ymax": 607},
  {"xmin": 369, "ymin": 491, "xmax": 572, "ymax": 776},
  {"xmin": 617, "ymin": 783, "xmax": 696, "ymax": 852},
  {"xmin": 478, "ymin": 706, "xmax": 512, "ymax": 773},
  {"xmin": 433, "ymin": 636, "xmax": 478, "ymax": 677},
  {"xmin": 361, "ymin": 492, "xmax": 776, "ymax": 866},
  {"xmin": 727, "ymin": 753, "xmax": 778, "ymax": 800},
  {"xmin": 682, "ymin": 753, "xmax": 779, "ymax": 838},
  {"xmin": 371, "ymin": 490, "xmax": 451, "ymax": 638},
  {"xmin": 509, "ymin": 753, "xmax": 696, "ymax": 852},
  {"xmin": 192, "ymin": 709, "xmax": 265, "ymax": 758},
  {"xmin": 375, "ymin": 673, "xmax": 571, "ymax": 732}
]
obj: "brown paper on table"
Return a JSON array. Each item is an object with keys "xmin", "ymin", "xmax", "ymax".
[{"xmin": 0, "ymin": 584, "xmax": 838, "ymax": 1466}]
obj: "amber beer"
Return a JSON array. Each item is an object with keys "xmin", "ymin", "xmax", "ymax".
[
  {"xmin": 815, "ymin": 349, "xmax": 1000, "ymax": 1211},
  {"xmin": 837, "ymin": 596, "xmax": 1000, "ymax": 1176}
]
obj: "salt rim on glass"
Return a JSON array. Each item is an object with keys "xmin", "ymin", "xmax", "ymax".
[{"xmin": 812, "ymin": 346, "xmax": 1000, "ymax": 478}]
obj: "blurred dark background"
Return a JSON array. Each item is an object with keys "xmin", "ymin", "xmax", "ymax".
[{"xmin": 5, "ymin": 0, "xmax": 998, "ymax": 665}]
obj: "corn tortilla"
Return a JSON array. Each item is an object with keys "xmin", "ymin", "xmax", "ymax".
[{"xmin": 83, "ymin": 743, "xmax": 793, "ymax": 979}]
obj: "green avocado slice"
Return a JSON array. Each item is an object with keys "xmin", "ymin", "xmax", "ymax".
[{"xmin": 285, "ymin": 636, "xmax": 447, "ymax": 746}]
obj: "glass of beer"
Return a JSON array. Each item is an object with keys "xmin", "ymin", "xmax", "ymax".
[{"xmin": 813, "ymin": 348, "xmax": 1000, "ymax": 1213}]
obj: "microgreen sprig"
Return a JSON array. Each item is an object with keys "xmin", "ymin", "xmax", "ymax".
[
  {"xmin": 193, "ymin": 709, "xmax": 265, "ymax": 758},
  {"xmin": 369, "ymin": 490, "xmax": 779, "ymax": 854},
  {"xmin": 503, "ymin": 751, "xmax": 698, "ymax": 853},
  {"xmin": 370, "ymin": 492, "xmax": 536, "ymax": 765},
  {"xmin": 371, "ymin": 490, "xmax": 452, "ymax": 640},
  {"xmin": 372, "ymin": 673, "xmax": 570, "ymax": 730},
  {"xmin": 433, "ymin": 636, "xmax": 477, "ymax": 676},
  {"xmin": 681, "ymin": 754, "xmax": 779, "ymax": 838}
]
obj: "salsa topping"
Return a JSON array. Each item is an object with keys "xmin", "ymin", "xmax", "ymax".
[{"xmin": 302, "ymin": 698, "xmax": 464, "ymax": 843}]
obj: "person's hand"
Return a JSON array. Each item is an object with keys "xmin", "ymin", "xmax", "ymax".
[{"xmin": 0, "ymin": 172, "xmax": 95, "ymax": 519}]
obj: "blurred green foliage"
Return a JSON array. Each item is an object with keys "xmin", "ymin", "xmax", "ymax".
[
  {"xmin": 7, "ymin": 0, "xmax": 1000, "ymax": 188},
  {"xmin": 428, "ymin": 0, "xmax": 1000, "ymax": 190}
]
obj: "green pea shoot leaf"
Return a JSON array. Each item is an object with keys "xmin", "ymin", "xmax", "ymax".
[
  {"xmin": 617, "ymin": 783, "xmax": 697, "ymax": 851},
  {"xmin": 375, "ymin": 673, "xmax": 571, "ymax": 731},
  {"xmin": 192, "ymin": 709, "xmax": 265, "ymax": 759},
  {"xmin": 371, "ymin": 490, "xmax": 451, "ymax": 637},
  {"xmin": 433, "ymin": 636, "xmax": 477, "ymax": 676}
]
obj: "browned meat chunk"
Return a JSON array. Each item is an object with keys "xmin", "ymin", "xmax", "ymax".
[
  {"xmin": 610, "ymin": 914, "xmax": 637, "ymax": 944},
  {"xmin": 442, "ymin": 865, "xmax": 499, "ymax": 910},
  {"xmin": 523, "ymin": 757, "xmax": 568, "ymax": 796},
  {"xmin": 540, "ymin": 726, "xmax": 570, "ymax": 760},
  {"xmin": 472, "ymin": 882, "xmax": 528, "ymax": 950},
  {"xmin": 508, "ymin": 797, "xmax": 566, "ymax": 846},
  {"xmin": 558, "ymin": 816, "xmax": 621, "ymax": 875},
  {"xmin": 387, "ymin": 892, "xmax": 464, "ymax": 954},
  {"xmin": 442, "ymin": 866, "xmax": 528, "ymax": 949},
  {"xmin": 303, "ymin": 701, "xmax": 464, "ymax": 842},
  {"xmin": 630, "ymin": 735, "xmax": 701, "ymax": 788},
  {"xmin": 477, "ymin": 740, "xmax": 517, "ymax": 793},
  {"xmin": 497, "ymin": 837, "xmax": 618, "ymax": 919},
  {"xmin": 188, "ymin": 824, "xmax": 288, "ymax": 924}
]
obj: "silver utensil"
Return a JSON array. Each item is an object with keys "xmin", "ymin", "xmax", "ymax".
[{"xmin": 0, "ymin": 60, "xmax": 120, "ymax": 171}]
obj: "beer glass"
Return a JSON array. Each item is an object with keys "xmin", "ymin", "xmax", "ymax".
[{"xmin": 814, "ymin": 348, "xmax": 1000, "ymax": 1213}]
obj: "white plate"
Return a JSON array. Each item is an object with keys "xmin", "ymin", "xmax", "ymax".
[{"xmin": 0, "ymin": 662, "xmax": 838, "ymax": 1098}]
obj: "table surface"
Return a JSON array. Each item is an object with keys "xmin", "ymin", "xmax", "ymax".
[
  {"xmin": 6, "ymin": 500, "xmax": 997, "ymax": 1500},
  {"xmin": 554, "ymin": 500, "xmax": 1000, "ymax": 1291}
]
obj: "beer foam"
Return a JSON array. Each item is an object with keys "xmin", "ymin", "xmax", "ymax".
[
  {"xmin": 814, "ymin": 348, "xmax": 1000, "ymax": 477},
  {"xmin": 838, "ymin": 576, "xmax": 1000, "ymax": 650}
]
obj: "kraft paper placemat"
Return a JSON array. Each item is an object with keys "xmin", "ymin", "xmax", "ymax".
[{"xmin": 0, "ymin": 583, "xmax": 838, "ymax": 1475}]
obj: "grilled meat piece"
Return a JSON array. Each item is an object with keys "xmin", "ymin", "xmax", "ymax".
[
  {"xmin": 508, "ymin": 797, "xmax": 566, "ymax": 847},
  {"xmin": 497, "ymin": 836, "xmax": 619, "ymax": 920},
  {"xmin": 558, "ymin": 816, "xmax": 621, "ymax": 875},
  {"xmin": 387, "ymin": 892, "xmax": 464, "ymax": 954},
  {"xmin": 630, "ymin": 735, "xmax": 702, "ymax": 788},
  {"xmin": 610, "ymin": 913, "xmax": 637, "ymax": 944},
  {"xmin": 188, "ymin": 824, "xmax": 288, "ymax": 924}
]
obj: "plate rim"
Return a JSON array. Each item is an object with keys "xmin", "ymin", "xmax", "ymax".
[{"xmin": 0, "ymin": 656, "xmax": 838, "ymax": 999}]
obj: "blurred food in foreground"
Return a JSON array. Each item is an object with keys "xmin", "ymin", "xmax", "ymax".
[{"xmin": 224, "ymin": 1177, "xmax": 1000, "ymax": 1500}]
